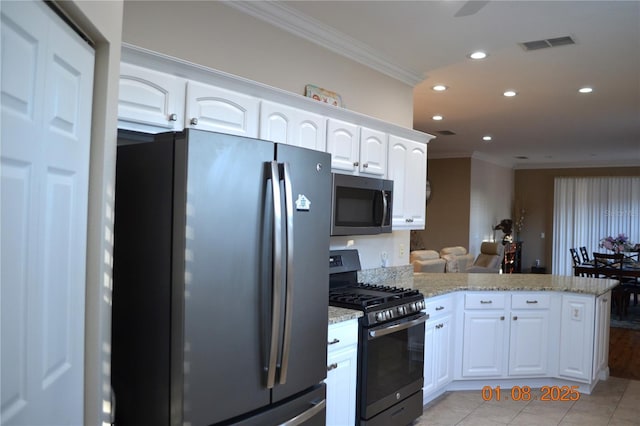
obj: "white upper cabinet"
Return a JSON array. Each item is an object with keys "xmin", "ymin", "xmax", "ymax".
[
  {"xmin": 260, "ymin": 101, "xmax": 326, "ymax": 151},
  {"xmin": 327, "ymin": 119, "xmax": 360, "ymax": 173},
  {"xmin": 118, "ymin": 63, "xmax": 186, "ymax": 132},
  {"xmin": 388, "ymin": 135, "xmax": 427, "ymax": 230},
  {"xmin": 359, "ymin": 127, "xmax": 387, "ymax": 177},
  {"xmin": 185, "ymin": 81, "xmax": 259, "ymax": 137},
  {"xmin": 327, "ymin": 119, "xmax": 388, "ymax": 176}
]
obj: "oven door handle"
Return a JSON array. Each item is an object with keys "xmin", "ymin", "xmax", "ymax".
[{"xmin": 368, "ymin": 313, "xmax": 428, "ymax": 340}]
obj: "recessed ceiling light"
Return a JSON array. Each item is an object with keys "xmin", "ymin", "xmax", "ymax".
[
  {"xmin": 482, "ymin": 136, "xmax": 492, "ymax": 142},
  {"xmin": 503, "ymin": 90, "xmax": 517, "ymax": 97},
  {"xmin": 579, "ymin": 87, "xmax": 593, "ymax": 94},
  {"xmin": 432, "ymin": 115, "xmax": 444, "ymax": 121},
  {"xmin": 432, "ymin": 85, "xmax": 448, "ymax": 91},
  {"xmin": 469, "ymin": 51, "xmax": 487, "ymax": 60}
]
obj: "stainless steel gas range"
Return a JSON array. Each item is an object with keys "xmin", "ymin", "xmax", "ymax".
[{"xmin": 329, "ymin": 250, "xmax": 427, "ymax": 426}]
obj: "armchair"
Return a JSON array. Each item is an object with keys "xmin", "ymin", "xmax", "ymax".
[
  {"xmin": 439, "ymin": 246, "xmax": 475, "ymax": 272},
  {"xmin": 467, "ymin": 242, "xmax": 505, "ymax": 273},
  {"xmin": 410, "ymin": 250, "xmax": 446, "ymax": 273}
]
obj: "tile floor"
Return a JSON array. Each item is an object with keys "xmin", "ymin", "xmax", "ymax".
[{"xmin": 414, "ymin": 377, "xmax": 640, "ymax": 425}]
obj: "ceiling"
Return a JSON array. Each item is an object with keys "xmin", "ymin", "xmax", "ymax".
[{"xmin": 231, "ymin": 1, "xmax": 640, "ymax": 169}]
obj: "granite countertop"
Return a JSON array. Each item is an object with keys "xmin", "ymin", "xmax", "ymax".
[
  {"xmin": 328, "ymin": 306, "xmax": 362, "ymax": 325},
  {"xmin": 412, "ymin": 273, "xmax": 619, "ymax": 298}
]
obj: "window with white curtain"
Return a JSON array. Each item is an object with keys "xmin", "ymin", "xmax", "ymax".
[{"xmin": 553, "ymin": 177, "xmax": 640, "ymax": 275}]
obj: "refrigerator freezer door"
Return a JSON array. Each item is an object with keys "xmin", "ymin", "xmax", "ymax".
[
  {"xmin": 272, "ymin": 144, "xmax": 332, "ymax": 402},
  {"xmin": 181, "ymin": 130, "xmax": 275, "ymax": 425}
]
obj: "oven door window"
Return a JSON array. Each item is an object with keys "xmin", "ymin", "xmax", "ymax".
[
  {"xmin": 363, "ymin": 319, "xmax": 425, "ymax": 406},
  {"xmin": 334, "ymin": 187, "xmax": 384, "ymax": 227}
]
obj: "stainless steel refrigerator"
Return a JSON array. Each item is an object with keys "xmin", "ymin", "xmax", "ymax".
[{"xmin": 112, "ymin": 129, "xmax": 331, "ymax": 425}]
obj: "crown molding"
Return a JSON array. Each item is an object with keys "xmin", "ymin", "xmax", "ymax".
[{"xmin": 224, "ymin": 1, "xmax": 424, "ymax": 86}]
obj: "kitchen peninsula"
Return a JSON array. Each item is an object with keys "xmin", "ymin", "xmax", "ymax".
[{"xmin": 327, "ymin": 271, "xmax": 618, "ymax": 422}]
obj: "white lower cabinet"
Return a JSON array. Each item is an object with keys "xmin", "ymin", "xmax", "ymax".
[
  {"xmin": 593, "ymin": 291, "xmax": 611, "ymax": 380},
  {"xmin": 461, "ymin": 292, "xmax": 553, "ymax": 379},
  {"xmin": 423, "ymin": 295, "xmax": 454, "ymax": 403},
  {"xmin": 326, "ymin": 319, "xmax": 358, "ymax": 426},
  {"xmin": 558, "ymin": 294, "xmax": 596, "ymax": 382}
]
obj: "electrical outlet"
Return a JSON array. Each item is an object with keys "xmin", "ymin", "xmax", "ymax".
[
  {"xmin": 399, "ymin": 243, "xmax": 405, "ymax": 257},
  {"xmin": 540, "ymin": 232, "xmax": 545, "ymax": 239}
]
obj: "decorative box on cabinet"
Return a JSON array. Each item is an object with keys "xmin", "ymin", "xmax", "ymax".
[
  {"xmin": 326, "ymin": 119, "xmax": 387, "ymax": 177},
  {"xmin": 387, "ymin": 135, "xmax": 427, "ymax": 230},
  {"xmin": 326, "ymin": 319, "xmax": 358, "ymax": 426},
  {"xmin": 502, "ymin": 241, "xmax": 522, "ymax": 274}
]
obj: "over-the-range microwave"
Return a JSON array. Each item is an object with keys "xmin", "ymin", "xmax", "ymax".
[{"xmin": 331, "ymin": 173, "xmax": 393, "ymax": 236}]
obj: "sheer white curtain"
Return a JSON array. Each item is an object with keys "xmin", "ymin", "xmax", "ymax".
[{"xmin": 553, "ymin": 177, "xmax": 640, "ymax": 275}]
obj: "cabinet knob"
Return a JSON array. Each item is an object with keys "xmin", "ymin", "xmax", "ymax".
[
  {"xmin": 513, "ymin": 316, "xmax": 518, "ymax": 321},
  {"xmin": 169, "ymin": 113, "xmax": 178, "ymax": 122},
  {"xmin": 500, "ymin": 316, "xmax": 505, "ymax": 320},
  {"xmin": 328, "ymin": 338, "xmax": 340, "ymax": 345},
  {"xmin": 363, "ymin": 163, "xmax": 369, "ymax": 168},
  {"xmin": 353, "ymin": 161, "xmax": 359, "ymax": 167},
  {"xmin": 190, "ymin": 117, "xmax": 198, "ymax": 125},
  {"xmin": 327, "ymin": 363, "xmax": 338, "ymax": 371},
  {"xmin": 405, "ymin": 218, "xmax": 414, "ymax": 223}
]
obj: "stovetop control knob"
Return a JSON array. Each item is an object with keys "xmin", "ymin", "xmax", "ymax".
[
  {"xmin": 396, "ymin": 306, "xmax": 405, "ymax": 315},
  {"xmin": 416, "ymin": 300, "xmax": 425, "ymax": 310},
  {"xmin": 385, "ymin": 310, "xmax": 392, "ymax": 320},
  {"xmin": 375, "ymin": 312, "xmax": 385, "ymax": 322}
]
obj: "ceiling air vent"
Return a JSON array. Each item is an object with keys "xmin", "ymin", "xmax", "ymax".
[
  {"xmin": 520, "ymin": 35, "xmax": 575, "ymax": 51},
  {"xmin": 436, "ymin": 130, "xmax": 456, "ymax": 136}
]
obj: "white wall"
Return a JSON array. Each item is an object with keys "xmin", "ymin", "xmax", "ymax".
[
  {"xmin": 121, "ymin": 0, "xmax": 414, "ymax": 128},
  {"xmin": 55, "ymin": 1, "xmax": 123, "ymax": 425},
  {"xmin": 468, "ymin": 156, "xmax": 514, "ymax": 257}
]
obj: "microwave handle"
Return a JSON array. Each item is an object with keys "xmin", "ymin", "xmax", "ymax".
[{"xmin": 380, "ymin": 190, "xmax": 388, "ymax": 227}]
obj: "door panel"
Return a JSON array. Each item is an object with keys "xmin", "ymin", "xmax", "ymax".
[
  {"xmin": 1, "ymin": 1, "xmax": 94, "ymax": 424},
  {"xmin": 273, "ymin": 144, "xmax": 332, "ymax": 401},
  {"xmin": 182, "ymin": 131, "xmax": 273, "ymax": 425}
]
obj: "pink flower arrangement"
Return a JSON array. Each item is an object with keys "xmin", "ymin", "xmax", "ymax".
[{"xmin": 599, "ymin": 233, "xmax": 632, "ymax": 253}]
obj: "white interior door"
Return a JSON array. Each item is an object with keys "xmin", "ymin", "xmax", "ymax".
[{"xmin": 1, "ymin": 1, "xmax": 94, "ymax": 424}]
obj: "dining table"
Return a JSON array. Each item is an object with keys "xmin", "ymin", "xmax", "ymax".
[{"xmin": 573, "ymin": 261, "xmax": 640, "ymax": 278}]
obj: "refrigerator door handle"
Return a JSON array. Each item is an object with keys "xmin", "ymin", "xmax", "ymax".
[
  {"xmin": 280, "ymin": 399, "xmax": 326, "ymax": 426},
  {"xmin": 279, "ymin": 162, "xmax": 294, "ymax": 384},
  {"xmin": 267, "ymin": 161, "xmax": 283, "ymax": 389}
]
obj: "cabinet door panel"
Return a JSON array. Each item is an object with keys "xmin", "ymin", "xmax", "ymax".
[
  {"xmin": 186, "ymin": 81, "xmax": 258, "ymax": 137},
  {"xmin": 462, "ymin": 312, "xmax": 506, "ymax": 377},
  {"xmin": 388, "ymin": 135, "xmax": 427, "ymax": 229},
  {"xmin": 260, "ymin": 101, "xmax": 291, "ymax": 144},
  {"xmin": 327, "ymin": 119, "xmax": 359, "ymax": 173},
  {"xmin": 295, "ymin": 113, "xmax": 326, "ymax": 151},
  {"xmin": 558, "ymin": 295, "xmax": 594, "ymax": 382},
  {"xmin": 118, "ymin": 63, "xmax": 185, "ymax": 132},
  {"xmin": 508, "ymin": 311, "xmax": 549, "ymax": 376},
  {"xmin": 359, "ymin": 127, "xmax": 387, "ymax": 177}
]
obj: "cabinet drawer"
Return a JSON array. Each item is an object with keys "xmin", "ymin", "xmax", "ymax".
[
  {"xmin": 511, "ymin": 293, "xmax": 551, "ymax": 309},
  {"xmin": 424, "ymin": 295, "xmax": 454, "ymax": 318},
  {"xmin": 465, "ymin": 293, "xmax": 506, "ymax": 309},
  {"xmin": 328, "ymin": 319, "xmax": 358, "ymax": 353}
]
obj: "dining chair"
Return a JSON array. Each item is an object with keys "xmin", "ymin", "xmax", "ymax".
[
  {"xmin": 593, "ymin": 252, "xmax": 631, "ymax": 319},
  {"xmin": 569, "ymin": 248, "xmax": 582, "ymax": 267},
  {"xmin": 579, "ymin": 246, "xmax": 591, "ymax": 264}
]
